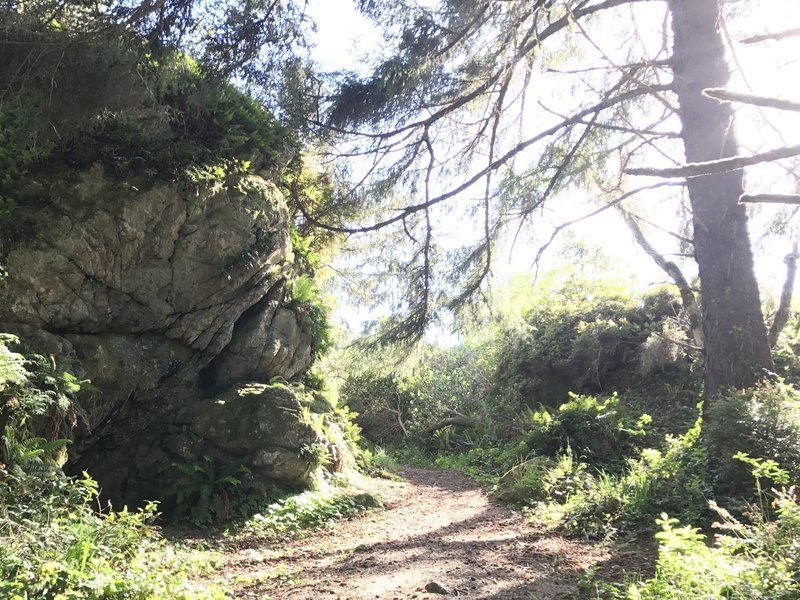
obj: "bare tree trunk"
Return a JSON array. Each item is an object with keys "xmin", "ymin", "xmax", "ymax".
[
  {"xmin": 668, "ymin": 0, "xmax": 774, "ymax": 400},
  {"xmin": 769, "ymin": 242, "xmax": 799, "ymax": 347},
  {"xmin": 621, "ymin": 210, "xmax": 704, "ymax": 348}
]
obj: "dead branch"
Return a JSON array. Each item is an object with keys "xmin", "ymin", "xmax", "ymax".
[
  {"xmin": 652, "ymin": 332, "xmax": 704, "ymax": 354},
  {"xmin": 769, "ymin": 242, "xmax": 799, "ymax": 347},
  {"xmin": 743, "ymin": 27, "xmax": 800, "ymax": 44},
  {"xmin": 703, "ymin": 89, "xmax": 800, "ymax": 113},
  {"xmin": 626, "ymin": 143, "xmax": 800, "ymax": 178},
  {"xmin": 427, "ymin": 416, "xmax": 478, "ymax": 435},
  {"xmin": 621, "ymin": 210, "xmax": 704, "ymax": 347},
  {"xmin": 739, "ymin": 194, "xmax": 800, "ymax": 205}
]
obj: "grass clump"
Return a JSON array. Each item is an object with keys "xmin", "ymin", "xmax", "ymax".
[
  {"xmin": 534, "ymin": 415, "xmax": 709, "ymax": 538},
  {"xmin": 359, "ymin": 446, "xmax": 403, "ymax": 479}
]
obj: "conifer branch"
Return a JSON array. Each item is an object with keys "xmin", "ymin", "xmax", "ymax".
[
  {"xmin": 703, "ymin": 89, "xmax": 800, "ymax": 113},
  {"xmin": 739, "ymin": 194, "xmax": 800, "ymax": 205},
  {"xmin": 626, "ymin": 144, "xmax": 800, "ymax": 178},
  {"xmin": 742, "ymin": 27, "xmax": 800, "ymax": 44}
]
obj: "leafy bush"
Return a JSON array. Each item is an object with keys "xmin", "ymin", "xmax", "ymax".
[
  {"xmin": 495, "ymin": 284, "xmax": 686, "ymax": 408},
  {"xmin": 625, "ymin": 490, "xmax": 800, "ymax": 599},
  {"xmin": 521, "ymin": 392, "xmax": 653, "ymax": 467},
  {"xmin": 170, "ymin": 456, "xmax": 250, "ymax": 527},
  {"xmin": 772, "ymin": 313, "xmax": 800, "ymax": 384},
  {"xmin": 705, "ymin": 381, "xmax": 800, "ymax": 497},
  {"xmin": 0, "ymin": 335, "xmax": 222, "ymax": 598},
  {"xmin": 285, "ymin": 274, "xmax": 334, "ymax": 360},
  {"xmin": 0, "ymin": 334, "xmax": 80, "ymax": 474},
  {"xmin": 0, "ymin": 470, "xmax": 223, "ymax": 599}
]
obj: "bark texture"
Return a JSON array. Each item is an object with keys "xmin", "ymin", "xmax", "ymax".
[{"xmin": 668, "ymin": 0, "xmax": 773, "ymax": 399}]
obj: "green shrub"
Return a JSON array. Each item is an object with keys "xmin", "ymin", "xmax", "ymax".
[
  {"xmin": 772, "ymin": 313, "xmax": 800, "ymax": 384},
  {"xmin": 0, "ymin": 335, "xmax": 222, "ymax": 597},
  {"xmin": 0, "ymin": 470, "xmax": 223, "ymax": 599},
  {"xmin": 705, "ymin": 381, "xmax": 800, "ymax": 497},
  {"xmin": 534, "ymin": 415, "xmax": 710, "ymax": 538},
  {"xmin": 522, "ymin": 393, "xmax": 653, "ymax": 467},
  {"xmin": 170, "ymin": 456, "xmax": 250, "ymax": 528},
  {"xmin": 495, "ymin": 284, "xmax": 685, "ymax": 408},
  {"xmin": 626, "ymin": 490, "xmax": 800, "ymax": 599},
  {"xmin": 0, "ymin": 334, "xmax": 80, "ymax": 474}
]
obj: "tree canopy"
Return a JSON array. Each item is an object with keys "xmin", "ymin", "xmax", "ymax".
[
  {"xmin": 3, "ymin": 0, "xmax": 799, "ymax": 400},
  {"xmin": 0, "ymin": 0, "xmax": 315, "ymax": 114},
  {"xmin": 303, "ymin": 0, "xmax": 800, "ymax": 400}
]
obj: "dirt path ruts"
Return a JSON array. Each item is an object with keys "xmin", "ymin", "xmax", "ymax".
[{"xmin": 214, "ymin": 468, "xmax": 619, "ymax": 599}]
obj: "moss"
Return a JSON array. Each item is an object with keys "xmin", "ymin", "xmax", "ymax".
[{"xmin": 0, "ymin": 29, "xmax": 296, "ymax": 207}]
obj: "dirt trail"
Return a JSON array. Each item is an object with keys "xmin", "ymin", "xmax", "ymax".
[{"xmin": 213, "ymin": 468, "xmax": 621, "ymax": 599}]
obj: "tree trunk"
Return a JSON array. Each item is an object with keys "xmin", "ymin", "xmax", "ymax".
[{"xmin": 668, "ymin": 0, "xmax": 774, "ymax": 400}]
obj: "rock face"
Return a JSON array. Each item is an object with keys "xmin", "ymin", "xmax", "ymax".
[{"xmin": 0, "ymin": 165, "xmax": 334, "ymax": 507}]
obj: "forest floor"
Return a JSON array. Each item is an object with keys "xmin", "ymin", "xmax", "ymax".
[{"xmin": 187, "ymin": 467, "xmax": 651, "ymax": 599}]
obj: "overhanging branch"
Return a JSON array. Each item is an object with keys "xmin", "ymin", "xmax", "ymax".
[
  {"xmin": 739, "ymin": 194, "xmax": 800, "ymax": 205},
  {"xmin": 742, "ymin": 27, "xmax": 800, "ymax": 44},
  {"xmin": 302, "ymin": 84, "xmax": 673, "ymax": 234},
  {"xmin": 703, "ymin": 89, "xmax": 800, "ymax": 113},
  {"xmin": 626, "ymin": 144, "xmax": 800, "ymax": 178}
]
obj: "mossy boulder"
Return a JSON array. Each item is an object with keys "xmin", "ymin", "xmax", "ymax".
[
  {"xmin": 0, "ymin": 38, "xmax": 342, "ymax": 507},
  {"xmin": 73, "ymin": 383, "xmax": 335, "ymax": 508}
]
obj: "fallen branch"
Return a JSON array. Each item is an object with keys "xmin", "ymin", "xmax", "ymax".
[
  {"xmin": 739, "ymin": 194, "xmax": 800, "ymax": 205},
  {"xmin": 626, "ymin": 144, "xmax": 800, "ymax": 178},
  {"xmin": 703, "ymin": 89, "xmax": 800, "ymax": 113},
  {"xmin": 427, "ymin": 410, "xmax": 478, "ymax": 434}
]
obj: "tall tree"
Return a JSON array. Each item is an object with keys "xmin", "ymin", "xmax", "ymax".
[
  {"xmin": 667, "ymin": 0, "xmax": 773, "ymax": 398},
  {"xmin": 307, "ymin": 0, "xmax": 798, "ymax": 400}
]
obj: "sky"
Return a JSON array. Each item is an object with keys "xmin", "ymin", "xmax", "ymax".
[{"xmin": 304, "ymin": 0, "xmax": 800, "ymax": 334}]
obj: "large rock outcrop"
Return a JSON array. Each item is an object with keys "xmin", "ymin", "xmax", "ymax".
[{"xmin": 0, "ymin": 165, "xmax": 339, "ymax": 508}]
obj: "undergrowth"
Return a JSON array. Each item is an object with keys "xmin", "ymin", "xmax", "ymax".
[
  {"xmin": 234, "ymin": 488, "xmax": 383, "ymax": 539},
  {"xmin": 0, "ymin": 471, "xmax": 224, "ymax": 599},
  {"xmin": 0, "ymin": 334, "xmax": 224, "ymax": 599}
]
